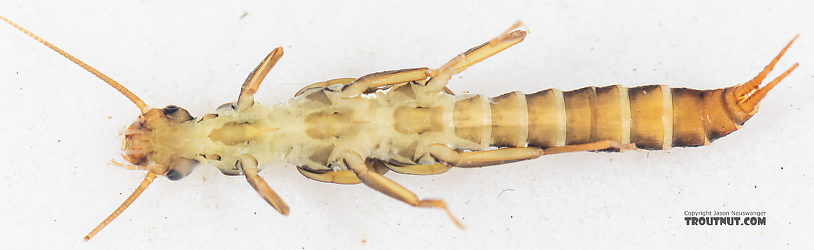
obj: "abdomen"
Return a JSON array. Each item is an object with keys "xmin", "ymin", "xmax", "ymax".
[{"xmin": 451, "ymin": 84, "xmax": 750, "ymax": 150}]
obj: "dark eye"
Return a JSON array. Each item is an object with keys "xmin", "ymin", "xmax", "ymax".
[
  {"xmin": 162, "ymin": 105, "xmax": 180, "ymax": 114},
  {"xmin": 162, "ymin": 105, "xmax": 193, "ymax": 123},
  {"xmin": 166, "ymin": 157, "xmax": 199, "ymax": 181},
  {"xmin": 166, "ymin": 169, "xmax": 185, "ymax": 181}
]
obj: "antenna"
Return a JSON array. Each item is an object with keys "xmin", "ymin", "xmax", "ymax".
[
  {"xmin": 0, "ymin": 15, "xmax": 149, "ymax": 113},
  {"xmin": 83, "ymin": 172, "xmax": 157, "ymax": 240},
  {"xmin": 1, "ymin": 16, "xmax": 159, "ymax": 240}
]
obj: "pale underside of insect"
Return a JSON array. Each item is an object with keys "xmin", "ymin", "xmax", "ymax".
[{"xmin": 1, "ymin": 17, "xmax": 799, "ymax": 240}]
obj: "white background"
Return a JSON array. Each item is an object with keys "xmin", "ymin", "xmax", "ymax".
[{"xmin": 1, "ymin": 0, "xmax": 812, "ymax": 249}]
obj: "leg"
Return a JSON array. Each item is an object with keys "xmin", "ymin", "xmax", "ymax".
[
  {"xmin": 296, "ymin": 159, "xmax": 389, "ymax": 184},
  {"xmin": 343, "ymin": 151, "xmax": 464, "ymax": 228},
  {"xmin": 336, "ymin": 22, "xmax": 527, "ymax": 98},
  {"xmin": 340, "ymin": 67, "xmax": 429, "ymax": 99},
  {"xmin": 542, "ymin": 140, "xmax": 636, "ymax": 155},
  {"xmin": 297, "ymin": 168, "xmax": 361, "ymax": 184},
  {"xmin": 331, "ymin": 20, "xmax": 528, "ymax": 99},
  {"xmin": 424, "ymin": 22, "xmax": 527, "ymax": 93},
  {"xmin": 236, "ymin": 47, "xmax": 284, "ymax": 110},
  {"xmin": 237, "ymin": 155, "xmax": 290, "ymax": 215},
  {"xmin": 428, "ymin": 140, "xmax": 636, "ymax": 168},
  {"xmin": 429, "ymin": 144, "xmax": 543, "ymax": 168},
  {"xmin": 294, "ymin": 77, "xmax": 355, "ymax": 96},
  {"xmin": 383, "ymin": 161, "xmax": 452, "ymax": 175}
]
